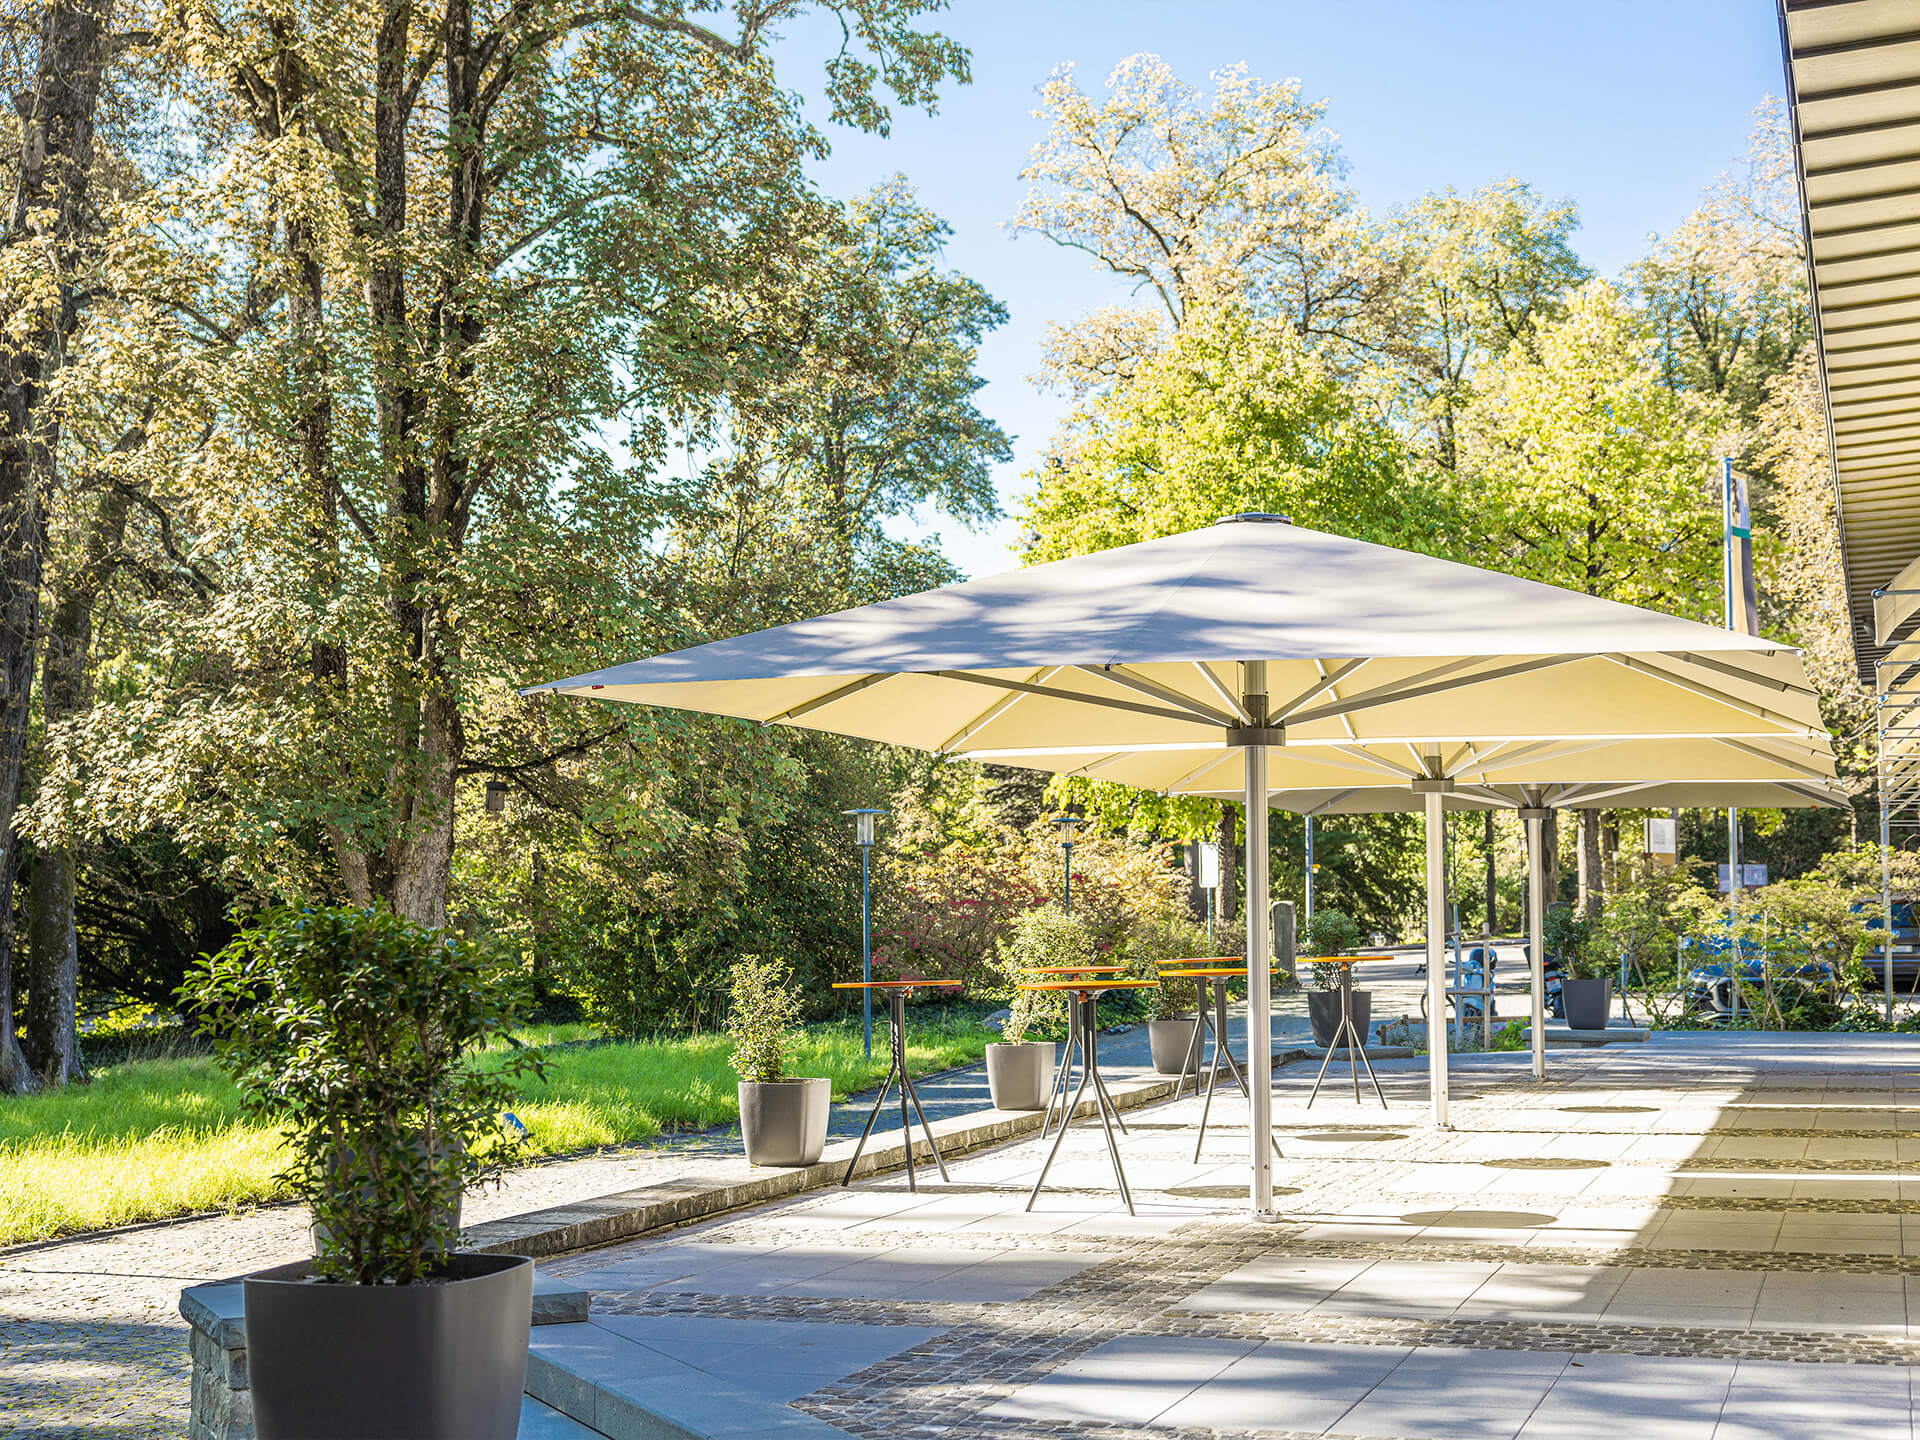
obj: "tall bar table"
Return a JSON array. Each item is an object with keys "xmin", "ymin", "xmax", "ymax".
[
  {"xmin": 1302, "ymin": 954, "xmax": 1392, "ymax": 1109},
  {"xmin": 1022, "ymin": 964, "xmax": 1128, "ymax": 1136},
  {"xmin": 1017, "ymin": 977, "xmax": 1156, "ymax": 1216},
  {"xmin": 1157, "ymin": 962, "xmax": 1287, "ymax": 1162},
  {"xmin": 831, "ymin": 978, "xmax": 962, "ymax": 1189}
]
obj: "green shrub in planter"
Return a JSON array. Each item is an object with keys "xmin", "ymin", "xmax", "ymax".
[
  {"xmin": 184, "ymin": 905, "xmax": 545, "ymax": 1440},
  {"xmin": 725, "ymin": 956, "xmax": 829, "ymax": 1166},
  {"xmin": 188, "ymin": 905, "xmax": 542, "ymax": 1281},
  {"xmin": 725, "ymin": 954, "xmax": 806, "ymax": 1084}
]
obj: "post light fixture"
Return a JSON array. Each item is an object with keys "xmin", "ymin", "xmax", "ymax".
[
  {"xmin": 484, "ymin": 779, "xmax": 508, "ymax": 814},
  {"xmin": 1050, "ymin": 812, "xmax": 1086, "ymax": 913},
  {"xmin": 844, "ymin": 808, "xmax": 887, "ymax": 1057}
]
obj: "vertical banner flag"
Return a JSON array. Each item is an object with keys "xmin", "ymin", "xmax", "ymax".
[{"xmin": 1724, "ymin": 459, "xmax": 1759, "ymax": 637}]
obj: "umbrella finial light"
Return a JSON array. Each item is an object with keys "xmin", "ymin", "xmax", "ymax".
[{"xmin": 1214, "ymin": 512, "xmax": 1292, "ymax": 526}]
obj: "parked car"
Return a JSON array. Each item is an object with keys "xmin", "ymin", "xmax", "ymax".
[
  {"xmin": 1853, "ymin": 899, "xmax": 1920, "ymax": 992},
  {"xmin": 1681, "ymin": 934, "xmax": 1836, "ymax": 1017}
]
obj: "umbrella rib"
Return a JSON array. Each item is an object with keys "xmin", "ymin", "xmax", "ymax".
[
  {"xmin": 1075, "ymin": 665, "xmax": 1238, "ymax": 726},
  {"xmin": 935, "ymin": 665, "xmax": 1060, "ymax": 753},
  {"xmin": 1718, "ymin": 736, "xmax": 1836, "ymax": 781},
  {"xmin": 1323, "ymin": 745, "xmax": 1426, "ymax": 780},
  {"xmin": 1271, "ymin": 658, "xmax": 1369, "ymax": 721},
  {"xmin": 1162, "ymin": 751, "xmax": 1239, "ymax": 792},
  {"xmin": 927, "ymin": 670, "xmax": 1222, "ymax": 728},
  {"xmin": 1286, "ymin": 655, "xmax": 1585, "ymax": 727},
  {"xmin": 1454, "ymin": 783, "xmax": 1521, "ymax": 808},
  {"xmin": 1302, "ymin": 789, "xmax": 1360, "ymax": 816},
  {"xmin": 1673, "ymin": 649, "xmax": 1811, "ymax": 696},
  {"xmin": 1193, "ymin": 662, "xmax": 1254, "ymax": 723},
  {"xmin": 1603, "ymin": 655, "xmax": 1818, "ymax": 733},
  {"xmin": 766, "ymin": 673, "xmax": 891, "ymax": 723}
]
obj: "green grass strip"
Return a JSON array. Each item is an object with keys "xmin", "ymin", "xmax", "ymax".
[{"xmin": 0, "ymin": 1011, "xmax": 996, "ymax": 1248}]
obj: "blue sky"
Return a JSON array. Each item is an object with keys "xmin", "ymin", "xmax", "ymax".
[{"xmin": 772, "ymin": 0, "xmax": 1789, "ymax": 579}]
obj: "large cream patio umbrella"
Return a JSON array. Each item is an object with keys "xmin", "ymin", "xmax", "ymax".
[
  {"xmin": 1220, "ymin": 778, "xmax": 1847, "ymax": 1096},
  {"xmin": 526, "ymin": 514, "xmax": 1834, "ymax": 1214}
]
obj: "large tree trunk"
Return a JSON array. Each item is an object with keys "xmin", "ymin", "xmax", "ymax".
[
  {"xmin": 0, "ymin": 0, "xmax": 115, "ymax": 1095},
  {"xmin": 1540, "ymin": 809, "xmax": 1560, "ymax": 910},
  {"xmin": 1216, "ymin": 805, "xmax": 1238, "ymax": 924},
  {"xmin": 1483, "ymin": 810, "xmax": 1497, "ymax": 935},
  {"xmin": 23, "ymin": 483, "xmax": 127, "ymax": 1084},
  {"xmin": 1577, "ymin": 809, "xmax": 1603, "ymax": 920}
]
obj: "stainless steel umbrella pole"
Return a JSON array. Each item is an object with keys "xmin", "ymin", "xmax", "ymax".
[
  {"xmin": 1232, "ymin": 663, "xmax": 1277, "ymax": 1215},
  {"xmin": 1415, "ymin": 771, "xmax": 1452, "ymax": 1129},
  {"xmin": 1521, "ymin": 803, "xmax": 1550, "ymax": 1083}
]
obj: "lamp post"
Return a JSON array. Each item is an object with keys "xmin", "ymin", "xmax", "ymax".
[
  {"xmin": 844, "ymin": 808, "xmax": 886, "ymax": 1058},
  {"xmin": 1051, "ymin": 812, "xmax": 1085, "ymax": 912},
  {"xmin": 1304, "ymin": 815, "xmax": 1316, "ymax": 926}
]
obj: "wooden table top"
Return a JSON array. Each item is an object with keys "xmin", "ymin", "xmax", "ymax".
[
  {"xmin": 830, "ymin": 979, "xmax": 962, "ymax": 990},
  {"xmin": 1153, "ymin": 956, "xmax": 1245, "ymax": 967},
  {"xmin": 1157, "ymin": 966, "xmax": 1287, "ymax": 979},
  {"xmin": 1016, "ymin": 978, "xmax": 1157, "ymax": 992},
  {"xmin": 1022, "ymin": 964, "xmax": 1127, "ymax": 974},
  {"xmin": 1299, "ymin": 954, "xmax": 1396, "ymax": 965}
]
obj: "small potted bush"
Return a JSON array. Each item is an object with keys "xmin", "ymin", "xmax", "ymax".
[
  {"xmin": 728, "ymin": 955, "xmax": 831, "ymax": 1165},
  {"xmin": 985, "ymin": 907, "xmax": 1087, "ymax": 1109},
  {"xmin": 1549, "ymin": 904, "xmax": 1610, "ymax": 1030},
  {"xmin": 186, "ymin": 904, "xmax": 543, "ymax": 1440},
  {"xmin": 986, "ymin": 985, "xmax": 1054, "ymax": 1109},
  {"xmin": 1133, "ymin": 918, "xmax": 1206, "ymax": 1074},
  {"xmin": 1304, "ymin": 908, "xmax": 1367, "ymax": 1049}
]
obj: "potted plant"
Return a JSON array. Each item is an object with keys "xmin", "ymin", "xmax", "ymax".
[
  {"xmin": 186, "ymin": 904, "xmax": 544, "ymax": 1440},
  {"xmin": 986, "ymin": 986, "xmax": 1053, "ymax": 1109},
  {"xmin": 1304, "ymin": 908, "xmax": 1368, "ymax": 1049},
  {"xmin": 727, "ymin": 955, "xmax": 832, "ymax": 1165},
  {"xmin": 1549, "ymin": 904, "xmax": 1610, "ymax": 1030},
  {"xmin": 986, "ymin": 908, "xmax": 1082, "ymax": 1109},
  {"xmin": 1132, "ymin": 918, "xmax": 1206, "ymax": 1074}
]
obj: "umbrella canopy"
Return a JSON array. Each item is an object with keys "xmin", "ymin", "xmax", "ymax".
[
  {"xmin": 528, "ymin": 516, "xmax": 1836, "ymax": 1212},
  {"xmin": 529, "ymin": 517, "xmax": 1828, "ymax": 774}
]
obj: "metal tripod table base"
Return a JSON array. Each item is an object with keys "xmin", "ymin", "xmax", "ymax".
[
  {"xmin": 1307, "ymin": 963, "xmax": 1389, "ymax": 1110},
  {"xmin": 1027, "ymin": 991, "xmax": 1136, "ymax": 1216},
  {"xmin": 838, "ymin": 987, "xmax": 951, "ymax": 1190}
]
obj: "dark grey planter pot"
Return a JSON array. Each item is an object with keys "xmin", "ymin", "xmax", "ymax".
[
  {"xmin": 738, "ymin": 1077, "xmax": 831, "ymax": 1165},
  {"xmin": 244, "ymin": 1251, "xmax": 532, "ymax": 1440},
  {"xmin": 1308, "ymin": 990, "xmax": 1372, "ymax": 1049},
  {"xmin": 1147, "ymin": 1018, "xmax": 1200, "ymax": 1074},
  {"xmin": 985, "ymin": 1041, "xmax": 1052, "ymax": 1109},
  {"xmin": 1562, "ymin": 977, "xmax": 1612, "ymax": 1031}
]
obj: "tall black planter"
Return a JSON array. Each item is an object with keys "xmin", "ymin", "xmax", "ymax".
[
  {"xmin": 1562, "ymin": 978, "xmax": 1612, "ymax": 1032},
  {"xmin": 244, "ymin": 1251, "xmax": 533, "ymax": 1440},
  {"xmin": 1308, "ymin": 990, "xmax": 1372, "ymax": 1049}
]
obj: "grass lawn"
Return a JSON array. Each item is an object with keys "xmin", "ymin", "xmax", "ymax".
[{"xmin": 0, "ymin": 1008, "xmax": 997, "ymax": 1248}]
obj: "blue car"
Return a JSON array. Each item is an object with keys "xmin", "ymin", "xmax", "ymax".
[{"xmin": 1681, "ymin": 935, "xmax": 1835, "ymax": 1015}]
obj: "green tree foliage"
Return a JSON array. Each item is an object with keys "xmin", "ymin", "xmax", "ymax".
[
  {"xmin": 1013, "ymin": 53, "xmax": 1385, "ymax": 394},
  {"xmin": 1379, "ymin": 179, "xmax": 1590, "ymax": 468},
  {"xmin": 39, "ymin": 0, "xmax": 975, "ymax": 940},
  {"xmin": 1454, "ymin": 280, "xmax": 1723, "ymax": 615},
  {"xmin": 1024, "ymin": 305, "xmax": 1451, "ymax": 561}
]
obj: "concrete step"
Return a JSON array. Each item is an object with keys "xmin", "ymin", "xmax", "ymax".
[{"xmin": 1523, "ymin": 1023, "xmax": 1652, "ymax": 1046}]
